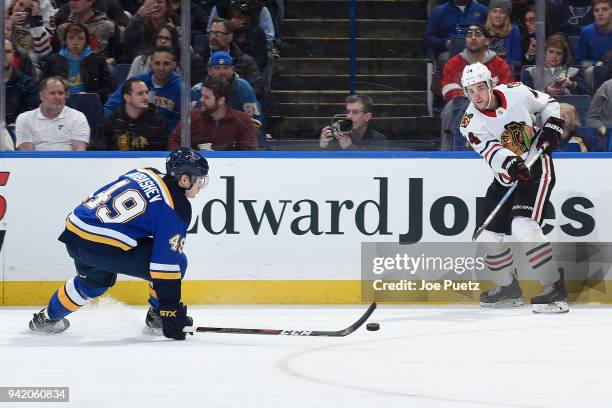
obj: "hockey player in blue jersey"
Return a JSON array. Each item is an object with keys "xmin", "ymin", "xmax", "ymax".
[{"xmin": 28, "ymin": 148, "xmax": 209, "ymax": 340}]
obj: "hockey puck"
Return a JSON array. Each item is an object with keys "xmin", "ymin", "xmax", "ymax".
[{"xmin": 366, "ymin": 322, "xmax": 380, "ymax": 331}]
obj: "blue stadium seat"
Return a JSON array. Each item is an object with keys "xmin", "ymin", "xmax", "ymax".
[
  {"xmin": 67, "ymin": 93, "xmax": 102, "ymax": 139},
  {"xmin": 194, "ymin": 34, "xmax": 208, "ymax": 55},
  {"xmin": 114, "ymin": 64, "xmax": 132, "ymax": 86},
  {"xmin": 575, "ymin": 126, "xmax": 606, "ymax": 151},
  {"xmin": 567, "ymin": 36, "xmax": 580, "ymax": 62},
  {"xmin": 562, "ymin": 141, "xmax": 582, "ymax": 151},
  {"xmin": 555, "ymin": 95, "xmax": 591, "ymax": 123}
]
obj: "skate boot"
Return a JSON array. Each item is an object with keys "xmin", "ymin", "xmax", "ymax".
[
  {"xmin": 480, "ymin": 271, "xmax": 523, "ymax": 307},
  {"xmin": 28, "ymin": 309, "xmax": 70, "ymax": 334},
  {"xmin": 143, "ymin": 306, "xmax": 163, "ymax": 335},
  {"xmin": 531, "ymin": 279, "xmax": 569, "ymax": 314}
]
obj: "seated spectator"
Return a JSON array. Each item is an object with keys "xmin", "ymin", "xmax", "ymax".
[
  {"xmin": 0, "ymin": 128, "xmax": 16, "ymax": 151},
  {"xmin": 54, "ymin": 0, "xmax": 123, "ymax": 66},
  {"xmin": 168, "ymin": 77, "xmax": 258, "ymax": 151},
  {"xmin": 319, "ymin": 94, "xmax": 387, "ymax": 150},
  {"xmin": 4, "ymin": 17, "xmax": 36, "ymax": 78},
  {"xmin": 192, "ymin": 51, "xmax": 264, "ymax": 139},
  {"xmin": 439, "ymin": 23, "xmax": 513, "ymax": 149},
  {"xmin": 559, "ymin": 102, "xmax": 590, "ymax": 151},
  {"xmin": 94, "ymin": 78, "xmax": 169, "ymax": 150},
  {"xmin": 209, "ymin": 0, "xmax": 276, "ymax": 51},
  {"xmin": 192, "ymin": 17, "xmax": 264, "ymax": 98},
  {"xmin": 523, "ymin": 34, "xmax": 588, "ymax": 95},
  {"xmin": 122, "ymin": 0, "xmax": 179, "ymax": 62},
  {"xmin": 15, "ymin": 76, "xmax": 90, "ymax": 151},
  {"xmin": 586, "ymin": 78, "xmax": 612, "ymax": 135},
  {"xmin": 424, "ymin": 0, "xmax": 488, "ymax": 66},
  {"xmin": 520, "ymin": 6, "xmax": 537, "ymax": 65},
  {"xmin": 485, "ymin": 0, "xmax": 522, "ymax": 66},
  {"xmin": 128, "ymin": 23, "xmax": 180, "ymax": 77},
  {"xmin": 42, "ymin": 22, "xmax": 116, "ymax": 102},
  {"xmin": 577, "ymin": 0, "xmax": 612, "ymax": 67},
  {"xmin": 551, "ymin": 0, "xmax": 594, "ymax": 36},
  {"xmin": 168, "ymin": 0, "xmax": 209, "ymax": 40},
  {"xmin": 6, "ymin": 0, "xmax": 55, "ymax": 78},
  {"xmin": 4, "ymin": 39, "xmax": 40, "ymax": 126},
  {"xmin": 54, "ymin": 0, "xmax": 130, "ymax": 30},
  {"xmin": 104, "ymin": 47, "xmax": 182, "ymax": 131}
]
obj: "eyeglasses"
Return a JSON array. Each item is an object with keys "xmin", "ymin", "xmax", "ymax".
[
  {"xmin": 208, "ymin": 30, "xmax": 231, "ymax": 37},
  {"xmin": 346, "ymin": 109, "xmax": 366, "ymax": 115},
  {"xmin": 466, "ymin": 28, "xmax": 484, "ymax": 36},
  {"xmin": 157, "ymin": 35, "xmax": 172, "ymax": 41}
]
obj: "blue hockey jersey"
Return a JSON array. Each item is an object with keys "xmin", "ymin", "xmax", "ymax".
[{"xmin": 59, "ymin": 167, "xmax": 191, "ymax": 306}]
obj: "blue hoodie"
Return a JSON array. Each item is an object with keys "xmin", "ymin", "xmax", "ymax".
[
  {"xmin": 104, "ymin": 70, "xmax": 183, "ymax": 130},
  {"xmin": 59, "ymin": 46, "xmax": 93, "ymax": 94}
]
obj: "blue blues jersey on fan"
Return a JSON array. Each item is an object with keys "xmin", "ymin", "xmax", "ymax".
[{"xmin": 58, "ymin": 167, "xmax": 192, "ymax": 307}]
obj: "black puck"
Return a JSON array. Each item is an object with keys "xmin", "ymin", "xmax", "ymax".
[{"xmin": 366, "ymin": 322, "xmax": 380, "ymax": 331}]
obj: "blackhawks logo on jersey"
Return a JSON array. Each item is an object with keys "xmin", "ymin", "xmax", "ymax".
[
  {"xmin": 460, "ymin": 113, "xmax": 473, "ymax": 128},
  {"xmin": 500, "ymin": 121, "xmax": 535, "ymax": 155},
  {"xmin": 505, "ymin": 82, "xmax": 523, "ymax": 88}
]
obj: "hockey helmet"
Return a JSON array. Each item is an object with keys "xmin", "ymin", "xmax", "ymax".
[
  {"xmin": 166, "ymin": 148, "xmax": 209, "ymax": 184},
  {"xmin": 461, "ymin": 63, "xmax": 493, "ymax": 107}
]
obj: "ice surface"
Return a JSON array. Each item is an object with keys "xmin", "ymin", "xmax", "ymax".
[{"xmin": 1, "ymin": 299, "xmax": 612, "ymax": 408}]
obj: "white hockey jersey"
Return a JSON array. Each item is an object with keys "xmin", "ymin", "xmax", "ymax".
[{"xmin": 459, "ymin": 82, "xmax": 561, "ymax": 186}]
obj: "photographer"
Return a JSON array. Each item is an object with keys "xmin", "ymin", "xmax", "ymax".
[{"xmin": 319, "ymin": 94, "xmax": 387, "ymax": 150}]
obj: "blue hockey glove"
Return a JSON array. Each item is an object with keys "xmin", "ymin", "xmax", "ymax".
[{"xmin": 160, "ymin": 302, "xmax": 193, "ymax": 340}]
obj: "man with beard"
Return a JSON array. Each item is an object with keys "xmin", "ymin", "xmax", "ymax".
[
  {"xmin": 104, "ymin": 47, "xmax": 182, "ymax": 131},
  {"xmin": 168, "ymin": 77, "xmax": 258, "ymax": 151}
]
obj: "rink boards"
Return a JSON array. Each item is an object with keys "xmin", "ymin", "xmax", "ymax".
[{"xmin": 0, "ymin": 151, "xmax": 611, "ymax": 305}]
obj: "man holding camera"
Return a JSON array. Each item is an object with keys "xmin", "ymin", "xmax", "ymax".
[{"xmin": 319, "ymin": 94, "xmax": 387, "ymax": 150}]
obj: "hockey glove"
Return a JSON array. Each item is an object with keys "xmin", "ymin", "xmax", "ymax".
[
  {"xmin": 160, "ymin": 302, "xmax": 193, "ymax": 340},
  {"xmin": 537, "ymin": 117, "xmax": 564, "ymax": 154},
  {"xmin": 502, "ymin": 156, "xmax": 532, "ymax": 183}
]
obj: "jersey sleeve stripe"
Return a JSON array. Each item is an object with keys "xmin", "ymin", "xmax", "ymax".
[
  {"xmin": 66, "ymin": 216, "xmax": 134, "ymax": 251},
  {"xmin": 140, "ymin": 168, "xmax": 174, "ymax": 209},
  {"xmin": 150, "ymin": 262, "xmax": 181, "ymax": 272},
  {"xmin": 483, "ymin": 143, "xmax": 502, "ymax": 162},
  {"xmin": 150, "ymin": 271, "xmax": 182, "ymax": 280},
  {"xmin": 477, "ymin": 140, "xmax": 498, "ymax": 155}
]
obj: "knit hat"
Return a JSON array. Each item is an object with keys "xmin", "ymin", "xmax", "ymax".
[
  {"xmin": 208, "ymin": 51, "xmax": 234, "ymax": 67},
  {"xmin": 488, "ymin": 0, "xmax": 512, "ymax": 16}
]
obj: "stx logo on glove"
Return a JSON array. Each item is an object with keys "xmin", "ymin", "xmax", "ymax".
[{"xmin": 160, "ymin": 310, "xmax": 177, "ymax": 317}]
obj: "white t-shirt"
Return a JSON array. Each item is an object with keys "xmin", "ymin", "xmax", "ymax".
[{"xmin": 15, "ymin": 106, "xmax": 90, "ymax": 151}]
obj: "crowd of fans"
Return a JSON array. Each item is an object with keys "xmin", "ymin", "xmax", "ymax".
[
  {"xmin": 429, "ymin": 0, "xmax": 612, "ymax": 151},
  {"xmin": 1, "ymin": 0, "xmax": 610, "ymax": 152}
]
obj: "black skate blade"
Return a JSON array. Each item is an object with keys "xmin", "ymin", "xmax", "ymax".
[
  {"xmin": 480, "ymin": 298, "xmax": 524, "ymax": 308},
  {"xmin": 532, "ymin": 301, "xmax": 569, "ymax": 314}
]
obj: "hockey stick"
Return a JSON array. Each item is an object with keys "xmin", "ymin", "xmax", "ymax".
[
  {"xmin": 183, "ymin": 302, "xmax": 377, "ymax": 337},
  {"xmin": 472, "ymin": 146, "xmax": 547, "ymax": 241}
]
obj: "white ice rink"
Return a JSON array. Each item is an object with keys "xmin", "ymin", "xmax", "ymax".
[{"xmin": 1, "ymin": 300, "xmax": 612, "ymax": 408}]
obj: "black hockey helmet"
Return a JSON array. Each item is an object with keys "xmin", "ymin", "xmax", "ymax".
[{"xmin": 166, "ymin": 148, "xmax": 209, "ymax": 184}]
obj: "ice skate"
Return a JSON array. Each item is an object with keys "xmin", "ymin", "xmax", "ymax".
[
  {"xmin": 531, "ymin": 279, "xmax": 569, "ymax": 314},
  {"xmin": 28, "ymin": 309, "xmax": 70, "ymax": 334},
  {"xmin": 480, "ymin": 271, "xmax": 523, "ymax": 307},
  {"xmin": 143, "ymin": 306, "xmax": 163, "ymax": 335}
]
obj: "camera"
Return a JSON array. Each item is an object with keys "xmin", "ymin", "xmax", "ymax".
[{"xmin": 331, "ymin": 118, "xmax": 352, "ymax": 135}]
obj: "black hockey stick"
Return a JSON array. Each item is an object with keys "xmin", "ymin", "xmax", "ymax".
[
  {"xmin": 472, "ymin": 146, "xmax": 546, "ymax": 241},
  {"xmin": 183, "ymin": 302, "xmax": 377, "ymax": 337}
]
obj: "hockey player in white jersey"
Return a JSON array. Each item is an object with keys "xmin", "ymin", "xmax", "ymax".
[{"xmin": 459, "ymin": 62, "xmax": 568, "ymax": 313}]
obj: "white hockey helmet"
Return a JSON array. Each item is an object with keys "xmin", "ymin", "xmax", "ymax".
[{"xmin": 461, "ymin": 63, "xmax": 493, "ymax": 107}]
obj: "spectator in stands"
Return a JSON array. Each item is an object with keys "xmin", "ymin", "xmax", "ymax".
[
  {"xmin": 439, "ymin": 23, "xmax": 513, "ymax": 149},
  {"xmin": 122, "ymin": 0, "xmax": 179, "ymax": 62},
  {"xmin": 4, "ymin": 39, "xmax": 40, "ymax": 126},
  {"xmin": 424, "ymin": 0, "xmax": 488, "ymax": 65},
  {"xmin": 576, "ymin": 0, "xmax": 612, "ymax": 67},
  {"xmin": 586, "ymin": 78, "xmax": 612, "ymax": 135},
  {"xmin": 94, "ymin": 78, "xmax": 169, "ymax": 150},
  {"xmin": 559, "ymin": 102, "xmax": 590, "ymax": 151},
  {"xmin": 104, "ymin": 47, "xmax": 182, "ymax": 131},
  {"xmin": 54, "ymin": 0, "xmax": 123, "ymax": 66},
  {"xmin": 510, "ymin": 0, "xmax": 531, "ymax": 26},
  {"xmin": 551, "ymin": 0, "xmax": 594, "ymax": 36},
  {"xmin": 168, "ymin": 77, "xmax": 258, "ymax": 151},
  {"xmin": 7, "ymin": 0, "xmax": 54, "ymax": 78},
  {"xmin": 15, "ymin": 76, "xmax": 90, "ymax": 151},
  {"xmin": 192, "ymin": 51, "xmax": 264, "ymax": 140},
  {"xmin": 192, "ymin": 17, "xmax": 265, "ymax": 97},
  {"xmin": 168, "ymin": 0, "xmax": 209, "ymax": 40},
  {"xmin": 42, "ymin": 22, "xmax": 116, "ymax": 102},
  {"xmin": 319, "ymin": 94, "xmax": 387, "ymax": 150},
  {"xmin": 520, "ymin": 6, "xmax": 537, "ymax": 65},
  {"xmin": 523, "ymin": 34, "xmax": 588, "ymax": 95},
  {"xmin": 485, "ymin": 0, "xmax": 522, "ymax": 66},
  {"xmin": 54, "ymin": 0, "xmax": 131, "ymax": 30},
  {"xmin": 128, "ymin": 23, "xmax": 180, "ymax": 77}
]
